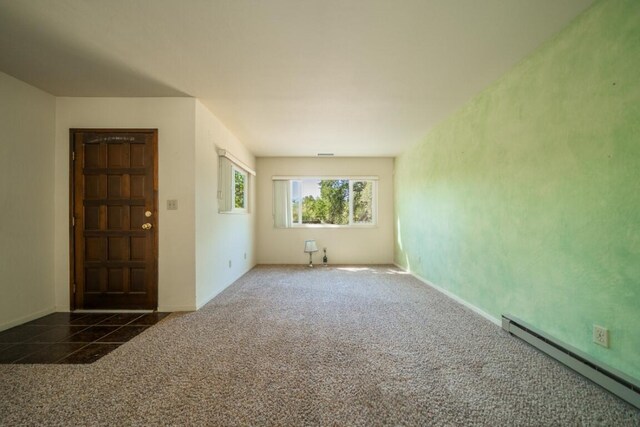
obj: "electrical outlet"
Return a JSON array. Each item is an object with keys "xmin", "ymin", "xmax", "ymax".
[
  {"xmin": 593, "ymin": 325, "xmax": 609, "ymax": 348},
  {"xmin": 228, "ymin": 260, "xmax": 232, "ymax": 268},
  {"xmin": 244, "ymin": 252, "xmax": 247, "ymax": 260},
  {"xmin": 167, "ymin": 199, "xmax": 178, "ymax": 210}
]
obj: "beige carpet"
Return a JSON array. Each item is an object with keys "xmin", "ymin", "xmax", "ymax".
[{"xmin": 1, "ymin": 265, "xmax": 638, "ymax": 426}]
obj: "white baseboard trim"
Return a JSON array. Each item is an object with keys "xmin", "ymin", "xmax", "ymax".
[
  {"xmin": 393, "ymin": 263, "xmax": 501, "ymax": 327},
  {"xmin": 158, "ymin": 305, "xmax": 197, "ymax": 313},
  {"xmin": 73, "ymin": 309, "xmax": 153, "ymax": 313},
  {"xmin": 195, "ymin": 264, "xmax": 257, "ymax": 310},
  {"xmin": 157, "ymin": 305, "xmax": 197, "ymax": 312},
  {"xmin": 196, "ymin": 287, "xmax": 224, "ymax": 310},
  {"xmin": 0, "ymin": 307, "xmax": 56, "ymax": 332}
]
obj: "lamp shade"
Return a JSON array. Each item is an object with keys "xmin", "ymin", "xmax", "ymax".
[{"xmin": 304, "ymin": 240, "xmax": 318, "ymax": 253}]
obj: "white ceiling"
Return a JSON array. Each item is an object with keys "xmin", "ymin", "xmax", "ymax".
[{"xmin": 0, "ymin": 0, "xmax": 594, "ymax": 157}]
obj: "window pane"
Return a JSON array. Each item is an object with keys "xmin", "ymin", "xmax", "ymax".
[
  {"xmin": 300, "ymin": 179, "xmax": 349, "ymax": 225},
  {"xmin": 234, "ymin": 170, "xmax": 245, "ymax": 209},
  {"xmin": 352, "ymin": 181, "xmax": 373, "ymax": 223},
  {"xmin": 301, "ymin": 179, "xmax": 321, "ymax": 224},
  {"xmin": 292, "ymin": 181, "xmax": 301, "ymax": 223}
]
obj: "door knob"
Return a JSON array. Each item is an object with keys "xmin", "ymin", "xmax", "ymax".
[{"xmin": 142, "ymin": 223, "xmax": 153, "ymax": 230}]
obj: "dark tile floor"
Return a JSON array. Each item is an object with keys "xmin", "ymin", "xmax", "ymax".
[{"xmin": 0, "ymin": 312, "xmax": 170, "ymax": 364}]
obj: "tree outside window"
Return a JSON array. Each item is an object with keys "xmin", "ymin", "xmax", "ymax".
[{"xmin": 233, "ymin": 168, "xmax": 247, "ymax": 210}]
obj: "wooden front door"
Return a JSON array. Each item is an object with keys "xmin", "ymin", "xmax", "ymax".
[{"xmin": 71, "ymin": 129, "xmax": 158, "ymax": 310}]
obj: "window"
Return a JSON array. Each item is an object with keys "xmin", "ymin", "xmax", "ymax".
[
  {"xmin": 218, "ymin": 151, "xmax": 253, "ymax": 214},
  {"xmin": 274, "ymin": 178, "xmax": 377, "ymax": 227},
  {"xmin": 233, "ymin": 167, "xmax": 247, "ymax": 211}
]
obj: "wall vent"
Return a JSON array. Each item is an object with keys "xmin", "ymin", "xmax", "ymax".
[{"xmin": 502, "ymin": 314, "xmax": 639, "ymax": 409}]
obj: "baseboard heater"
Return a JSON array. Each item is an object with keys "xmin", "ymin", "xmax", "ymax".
[{"xmin": 502, "ymin": 314, "xmax": 640, "ymax": 409}]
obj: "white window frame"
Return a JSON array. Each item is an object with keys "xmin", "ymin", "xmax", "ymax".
[{"xmin": 286, "ymin": 177, "xmax": 377, "ymax": 228}]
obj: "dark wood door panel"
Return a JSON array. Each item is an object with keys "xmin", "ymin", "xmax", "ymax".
[{"xmin": 70, "ymin": 129, "xmax": 158, "ymax": 310}]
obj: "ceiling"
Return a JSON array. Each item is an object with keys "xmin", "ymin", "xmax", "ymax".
[{"xmin": 0, "ymin": 0, "xmax": 594, "ymax": 157}]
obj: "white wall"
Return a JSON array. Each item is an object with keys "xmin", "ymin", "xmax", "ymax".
[
  {"xmin": 55, "ymin": 98, "xmax": 197, "ymax": 311},
  {"xmin": 256, "ymin": 157, "xmax": 394, "ymax": 265},
  {"xmin": 0, "ymin": 72, "xmax": 56, "ymax": 330},
  {"xmin": 194, "ymin": 100, "xmax": 256, "ymax": 308}
]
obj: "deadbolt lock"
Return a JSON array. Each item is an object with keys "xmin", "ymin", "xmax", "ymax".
[
  {"xmin": 142, "ymin": 223, "xmax": 153, "ymax": 230},
  {"xmin": 145, "ymin": 211, "xmax": 152, "ymax": 217}
]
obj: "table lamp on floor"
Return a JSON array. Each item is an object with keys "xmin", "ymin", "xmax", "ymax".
[{"xmin": 304, "ymin": 240, "xmax": 319, "ymax": 267}]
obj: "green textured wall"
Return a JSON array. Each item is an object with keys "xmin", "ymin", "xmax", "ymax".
[{"xmin": 394, "ymin": 0, "xmax": 640, "ymax": 380}]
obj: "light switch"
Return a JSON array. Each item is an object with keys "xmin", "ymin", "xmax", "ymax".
[{"xmin": 167, "ymin": 199, "xmax": 178, "ymax": 210}]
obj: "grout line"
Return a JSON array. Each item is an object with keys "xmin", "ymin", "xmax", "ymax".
[
  {"xmin": 11, "ymin": 346, "xmax": 48, "ymax": 364},
  {"xmin": 96, "ymin": 325, "xmax": 125, "ymax": 343},
  {"xmin": 53, "ymin": 343, "xmax": 91, "ymax": 364}
]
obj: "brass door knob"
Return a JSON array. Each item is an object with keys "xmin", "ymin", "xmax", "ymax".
[{"xmin": 142, "ymin": 223, "xmax": 153, "ymax": 230}]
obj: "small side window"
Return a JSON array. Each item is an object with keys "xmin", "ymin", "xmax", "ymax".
[
  {"xmin": 233, "ymin": 167, "xmax": 247, "ymax": 211},
  {"xmin": 219, "ymin": 156, "xmax": 250, "ymax": 214}
]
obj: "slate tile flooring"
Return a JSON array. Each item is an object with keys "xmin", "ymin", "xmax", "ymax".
[{"xmin": 0, "ymin": 312, "xmax": 170, "ymax": 364}]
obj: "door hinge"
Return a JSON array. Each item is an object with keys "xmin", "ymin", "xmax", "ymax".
[
  {"xmin": 73, "ymin": 283, "xmax": 76, "ymax": 294},
  {"xmin": 72, "ymin": 216, "xmax": 75, "ymax": 227},
  {"xmin": 72, "ymin": 151, "xmax": 75, "ymax": 161}
]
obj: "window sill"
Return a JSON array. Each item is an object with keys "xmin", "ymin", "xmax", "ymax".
[
  {"xmin": 219, "ymin": 210, "xmax": 249, "ymax": 215},
  {"xmin": 277, "ymin": 224, "xmax": 377, "ymax": 229}
]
